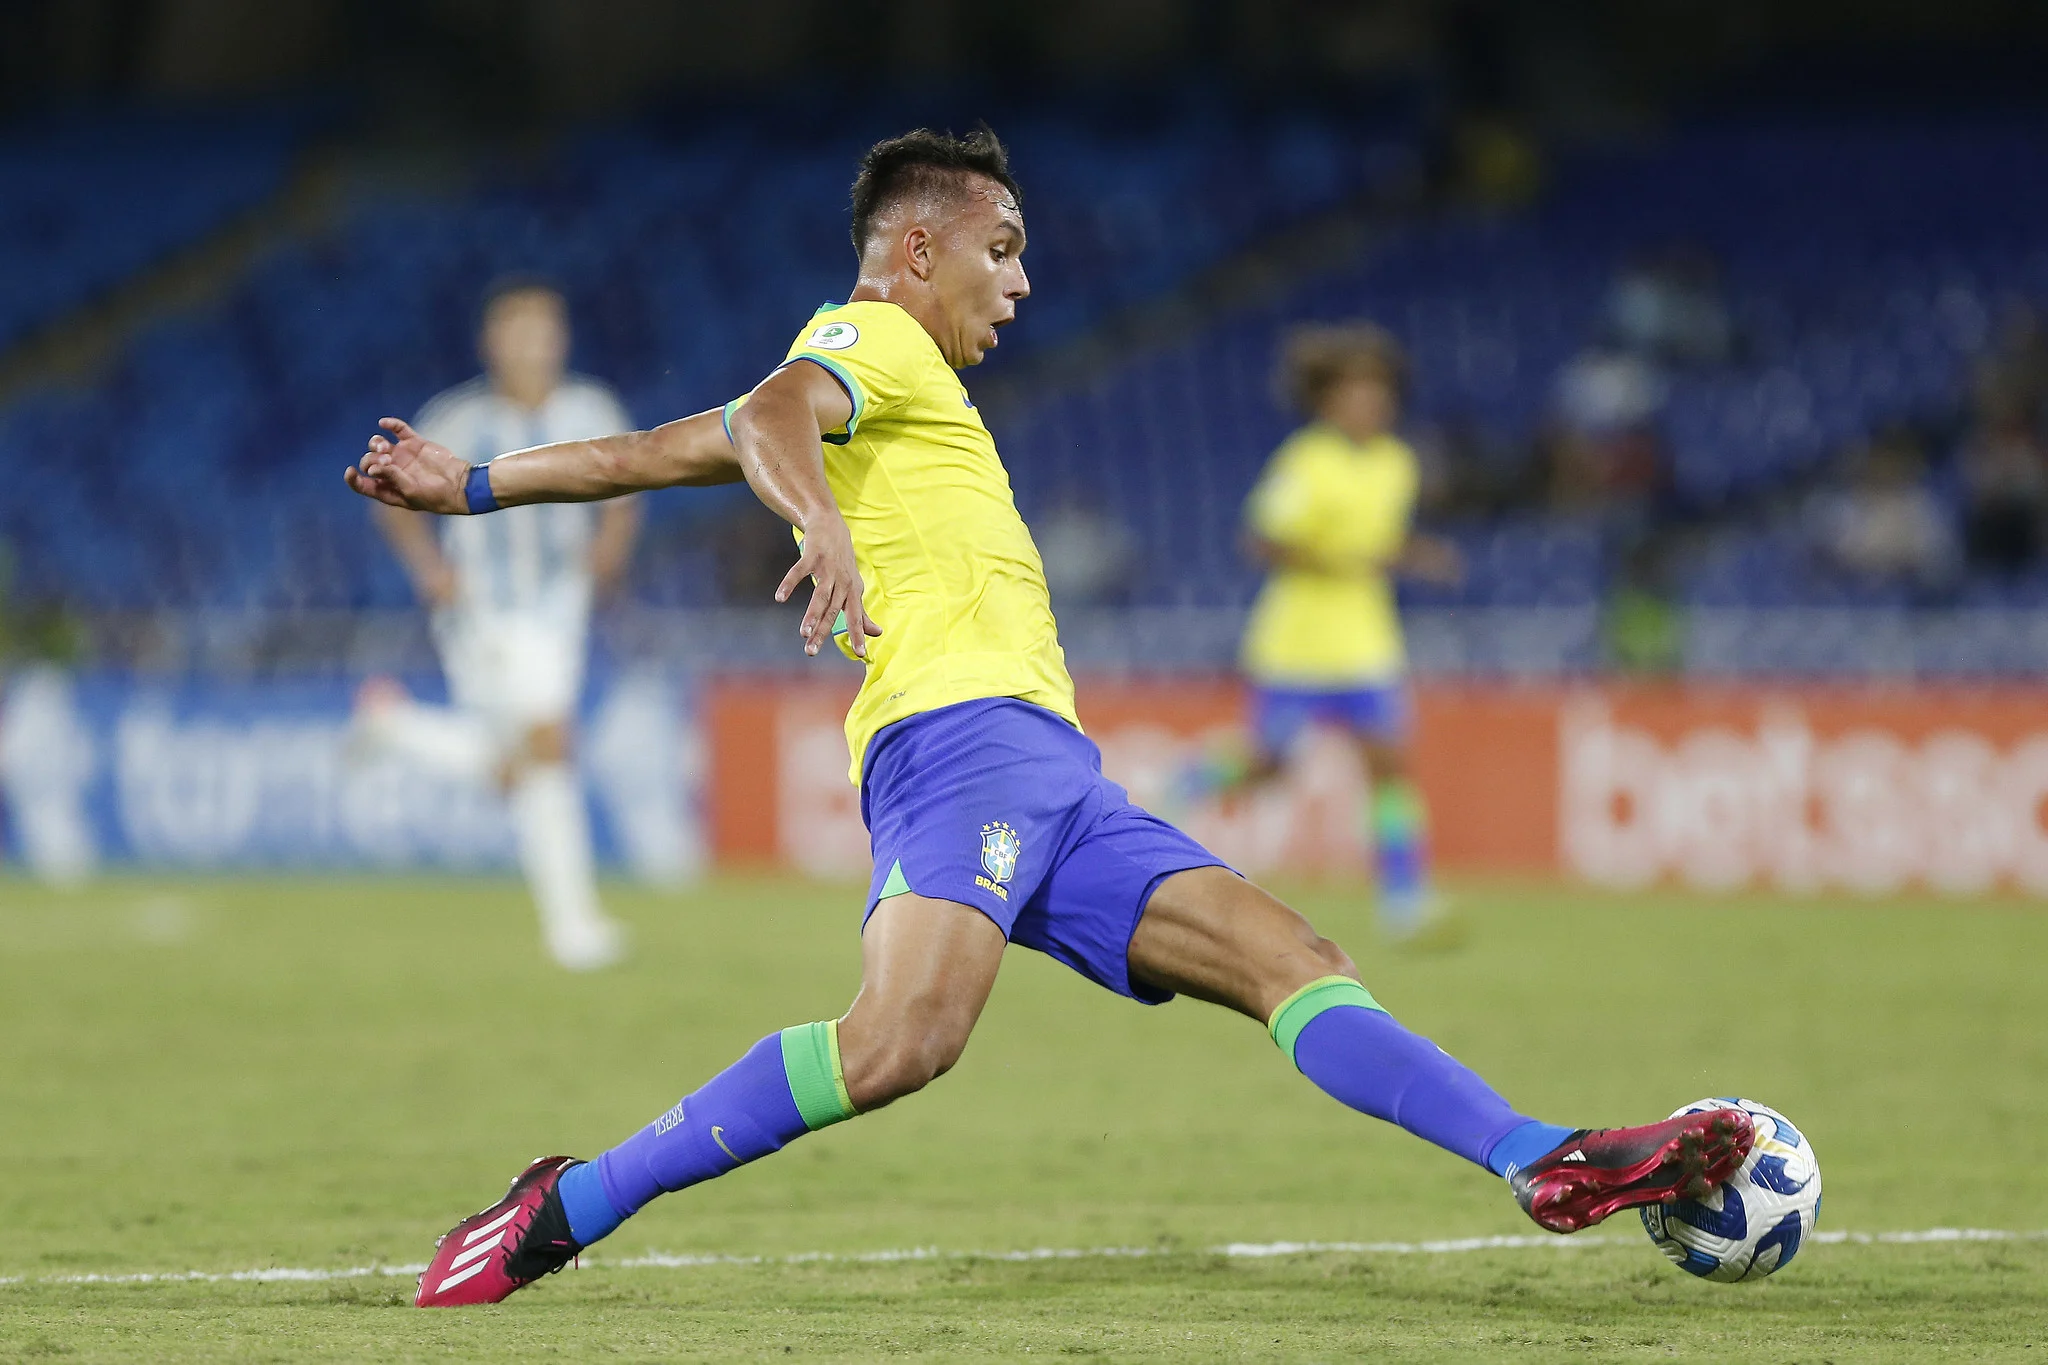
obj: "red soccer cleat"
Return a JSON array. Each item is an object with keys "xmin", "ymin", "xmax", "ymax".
[
  {"xmin": 414, "ymin": 1155, "xmax": 584, "ymax": 1307},
  {"xmin": 1508, "ymin": 1108, "xmax": 1756, "ymax": 1234}
]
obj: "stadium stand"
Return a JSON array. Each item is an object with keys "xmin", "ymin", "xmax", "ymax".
[
  {"xmin": 1001, "ymin": 119, "xmax": 2048, "ymax": 636},
  {"xmin": 3, "ymin": 109, "xmax": 2047, "ymax": 675},
  {"xmin": 0, "ymin": 108, "xmax": 308, "ymax": 351},
  {"xmin": 0, "ymin": 104, "xmax": 1419, "ymax": 618}
]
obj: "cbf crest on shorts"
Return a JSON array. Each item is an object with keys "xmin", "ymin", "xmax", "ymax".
[{"xmin": 976, "ymin": 821, "xmax": 1022, "ymax": 901}]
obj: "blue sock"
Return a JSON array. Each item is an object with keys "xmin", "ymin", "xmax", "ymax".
[
  {"xmin": 558, "ymin": 1160, "xmax": 622, "ymax": 1245},
  {"xmin": 1370, "ymin": 779, "xmax": 1430, "ymax": 917},
  {"xmin": 562, "ymin": 1022, "xmax": 858, "ymax": 1247},
  {"xmin": 1483, "ymin": 1120, "xmax": 1579, "ymax": 1179},
  {"xmin": 1273, "ymin": 976, "xmax": 1552, "ymax": 1171}
]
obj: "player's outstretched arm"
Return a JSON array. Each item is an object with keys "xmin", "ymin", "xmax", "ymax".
[
  {"xmin": 344, "ymin": 409, "xmax": 742, "ymax": 515},
  {"xmin": 726, "ymin": 362, "xmax": 884, "ymax": 659}
]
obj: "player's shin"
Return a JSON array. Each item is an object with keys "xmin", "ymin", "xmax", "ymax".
[
  {"xmin": 555, "ymin": 1020, "xmax": 858, "ymax": 1246},
  {"xmin": 1270, "ymin": 976, "xmax": 1569, "ymax": 1175},
  {"xmin": 1369, "ymin": 778, "xmax": 1431, "ymax": 920}
]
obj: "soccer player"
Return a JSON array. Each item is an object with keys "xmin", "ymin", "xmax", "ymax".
[
  {"xmin": 1197, "ymin": 324, "xmax": 1461, "ymax": 938},
  {"xmin": 356, "ymin": 279, "xmax": 638, "ymax": 971},
  {"xmin": 345, "ymin": 129, "xmax": 1753, "ymax": 1307}
]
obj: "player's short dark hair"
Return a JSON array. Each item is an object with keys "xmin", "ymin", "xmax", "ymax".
[
  {"xmin": 849, "ymin": 126, "xmax": 1022, "ymax": 255},
  {"xmin": 478, "ymin": 272, "xmax": 565, "ymax": 324},
  {"xmin": 1278, "ymin": 322, "xmax": 1408, "ymax": 415}
]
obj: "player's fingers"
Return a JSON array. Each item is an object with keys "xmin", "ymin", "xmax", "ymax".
[
  {"xmin": 345, "ymin": 466, "xmax": 398, "ymax": 506},
  {"xmin": 832, "ymin": 581, "xmax": 869, "ymax": 657},
  {"xmin": 367, "ymin": 434, "xmax": 392, "ymax": 455},
  {"xmin": 803, "ymin": 585, "xmax": 838, "ymax": 656},
  {"xmin": 380, "ymin": 417, "xmax": 417, "ymax": 441},
  {"xmin": 774, "ymin": 554, "xmax": 811, "ymax": 605},
  {"xmin": 843, "ymin": 591, "xmax": 883, "ymax": 655},
  {"xmin": 840, "ymin": 592, "xmax": 866, "ymax": 659},
  {"xmin": 797, "ymin": 570, "xmax": 835, "ymax": 650}
]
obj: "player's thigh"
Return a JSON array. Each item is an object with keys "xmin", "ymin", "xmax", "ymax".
[
  {"xmin": 1357, "ymin": 732, "xmax": 1410, "ymax": 781},
  {"xmin": 1127, "ymin": 867, "xmax": 1356, "ymax": 1024},
  {"xmin": 498, "ymin": 615, "xmax": 586, "ymax": 725},
  {"xmin": 839, "ymin": 891, "xmax": 1007, "ymax": 1108},
  {"xmin": 433, "ymin": 612, "xmax": 498, "ymax": 714},
  {"xmin": 1249, "ymin": 685, "xmax": 1310, "ymax": 764}
]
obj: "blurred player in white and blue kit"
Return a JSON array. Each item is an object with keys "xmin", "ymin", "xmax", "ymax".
[{"xmin": 356, "ymin": 279, "xmax": 640, "ymax": 970}]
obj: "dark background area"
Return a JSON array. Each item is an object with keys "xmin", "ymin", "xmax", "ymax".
[{"xmin": 10, "ymin": 0, "xmax": 2048, "ymax": 123}]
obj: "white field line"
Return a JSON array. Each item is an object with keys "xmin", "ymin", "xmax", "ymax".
[{"xmin": 5, "ymin": 1228, "xmax": 2042, "ymax": 1288}]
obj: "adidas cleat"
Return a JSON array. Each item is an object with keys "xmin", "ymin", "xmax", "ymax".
[
  {"xmin": 1509, "ymin": 1108, "xmax": 1755, "ymax": 1234},
  {"xmin": 415, "ymin": 1155, "xmax": 584, "ymax": 1307}
]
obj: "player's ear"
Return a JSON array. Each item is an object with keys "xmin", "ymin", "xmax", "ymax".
[{"xmin": 904, "ymin": 225, "xmax": 934, "ymax": 281}]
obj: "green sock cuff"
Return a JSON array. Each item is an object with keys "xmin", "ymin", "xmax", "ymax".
[
  {"xmin": 779, "ymin": 1020, "xmax": 857, "ymax": 1130},
  {"xmin": 1371, "ymin": 779, "xmax": 1426, "ymax": 839},
  {"xmin": 1267, "ymin": 975, "xmax": 1386, "ymax": 1067},
  {"xmin": 1205, "ymin": 748, "xmax": 1252, "ymax": 789}
]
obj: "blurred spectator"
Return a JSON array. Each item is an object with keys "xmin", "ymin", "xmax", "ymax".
[
  {"xmin": 1535, "ymin": 416, "xmax": 1664, "ymax": 524},
  {"xmin": 1034, "ymin": 489, "xmax": 1136, "ymax": 607},
  {"xmin": 1556, "ymin": 344, "xmax": 1666, "ymax": 433},
  {"xmin": 0, "ymin": 541, "xmax": 83, "ymax": 668},
  {"xmin": 1972, "ymin": 307, "xmax": 2048, "ymax": 425},
  {"xmin": 1606, "ymin": 247, "xmax": 1735, "ymax": 367},
  {"xmin": 1806, "ymin": 429, "xmax": 1957, "ymax": 587},
  {"xmin": 1410, "ymin": 415, "xmax": 1531, "ymax": 517},
  {"xmin": 1603, "ymin": 539, "xmax": 1685, "ymax": 674},
  {"xmin": 1957, "ymin": 389, "xmax": 2048, "ymax": 574}
]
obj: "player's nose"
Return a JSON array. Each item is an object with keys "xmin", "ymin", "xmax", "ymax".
[{"xmin": 1009, "ymin": 263, "xmax": 1030, "ymax": 301}]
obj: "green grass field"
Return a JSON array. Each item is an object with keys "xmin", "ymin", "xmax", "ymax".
[{"xmin": 1, "ymin": 874, "xmax": 2043, "ymax": 1362}]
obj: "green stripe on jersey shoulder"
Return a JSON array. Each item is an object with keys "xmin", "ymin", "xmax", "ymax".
[
  {"xmin": 1268, "ymin": 975, "xmax": 1385, "ymax": 1067},
  {"xmin": 779, "ymin": 1020, "xmax": 856, "ymax": 1130},
  {"xmin": 790, "ymin": 353, "xmax": 867, "ymax": 437}
]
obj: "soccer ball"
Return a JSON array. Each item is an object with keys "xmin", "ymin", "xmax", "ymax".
[{"xmin": 1639, "ymin": 1098, "xmax": 1821, "ymax": 1282}]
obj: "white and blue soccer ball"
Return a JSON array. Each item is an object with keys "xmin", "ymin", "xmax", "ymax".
[{"xmin": 1639, "ymin": 1098, "xmax": 1821, "ymax": 1282}]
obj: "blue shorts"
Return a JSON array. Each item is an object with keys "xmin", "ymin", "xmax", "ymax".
[
  {"xmin": 860, "ymin": 698, "xmax": 1230, "ymax": 1004},
  {"xmin": 1251, "ymin": 682, "xmax": 1411, "ymax": 758}
]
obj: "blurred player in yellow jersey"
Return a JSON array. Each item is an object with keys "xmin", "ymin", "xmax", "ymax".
[{"xmin": 1212, "ymin": 324, "xmax": 1460, "ymax": 938}]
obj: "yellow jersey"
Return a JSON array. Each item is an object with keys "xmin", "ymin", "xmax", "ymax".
[
  {"xmin": 1239, "ymin": 423, "xmax": 1419, "ymax": 687},
  {"xmin": 737, "ymin": 300, "xmax": 1079, "ymax": 783}
]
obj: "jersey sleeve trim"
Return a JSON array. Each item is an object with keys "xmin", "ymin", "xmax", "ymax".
[
  {"xmin": 721, "ymin": 397, "xmax": 741, "ymax": 446},
  {"xmin": 784, "ymin": 354, "xmax": 865, "ymax": 444}
]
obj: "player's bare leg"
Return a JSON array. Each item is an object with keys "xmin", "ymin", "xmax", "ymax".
[
  {"xmin": 838, "ymin": 892, "xmax": 1007, "ymax": 1110},
  {"xmin": 415, "ymin": 891, "xmax": 1004, "ymax": 1305},
  {"xmin": 347, "ymin": 676, "xmax": 495, "ymax": 782},
  {"xmin": 1127, "ymin": 866, "xmax": 1354, "ymax": 1021},
  {"xmin": 508, "ymin": 718, "xmax": 626, "ymax": 972},
  {"xmin": 1128, "ymin": 867, "xmax": 1752, "ymax": 1232},
  {"xmin": 348, "ymin": 685, "xmax": 622, "ymax": 970}
]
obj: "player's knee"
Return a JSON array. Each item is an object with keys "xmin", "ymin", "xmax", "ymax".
[
  {"xmin": 1361, "ymin": 739, "xmax": 1408, "ymax": 779},
  {"xmin": 1309, "ymin": 934, "xmax": 1358, "ymax": 981},
  {"xmin": 525, "ymin": 721, "xmax": 571, "ymax": 765},
  {"xmin": 841, "ymin": 1016, "xmax": 971, "ymax": 1108}
]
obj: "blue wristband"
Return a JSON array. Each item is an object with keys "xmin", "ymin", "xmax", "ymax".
[{"xmin": 463, "ymin": 463, "xmax": 500, "ymax": 515}]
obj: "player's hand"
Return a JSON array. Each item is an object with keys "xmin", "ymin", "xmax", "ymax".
[
  {"xmin": 776, "ymin": 512, "xmax": 883, "ymax": 659},
  {"xmin": 346, "ymin": 418, "xmax": 469, "ymax": 514}
]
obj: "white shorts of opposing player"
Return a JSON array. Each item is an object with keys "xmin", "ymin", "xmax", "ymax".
[{"xmin": 358, "ymin": 594, "xmax": 625, "ymax": 971}]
